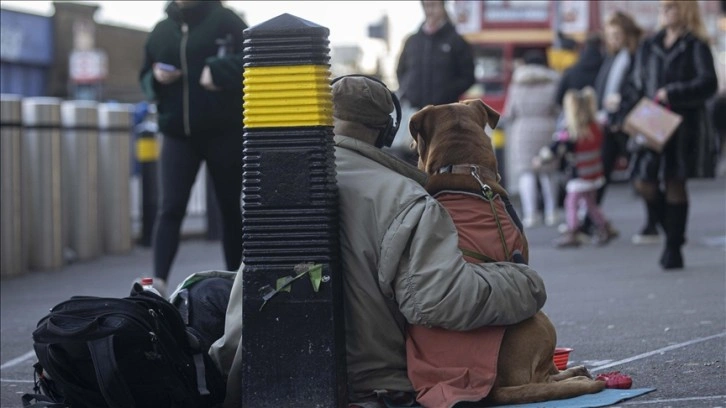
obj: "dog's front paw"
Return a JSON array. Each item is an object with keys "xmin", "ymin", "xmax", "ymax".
[{"xmin": 569, "ymin": 365, "xmax": 593, "ymax": 379}]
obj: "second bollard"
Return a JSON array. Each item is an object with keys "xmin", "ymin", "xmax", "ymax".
[
  {"xmin": 22, "ymin": 97, "xmax": 64, "ymax": 270},
  {"xmin": 60, "ymin": 100, "xmax": 101, "ymax": 262},
  {"xmin": 98, "ymin": 103, "xmax": 133, "ymax": 254}
]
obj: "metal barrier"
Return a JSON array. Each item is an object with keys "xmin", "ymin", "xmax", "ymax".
[
  {"xmin": 1, "ymin": 95, "xmax": 27, "ymax": 277},
  {"xmin": 61, "ymin": 100, "xmax": 101, "ymax": 261},
  {"xmin": 1, "ymin": 95, "xmax": 220, "ymax": 276},
  {"xmin": 98, "ymin": 103, "xmax": 133, "ymax": 255},
  {"xmin": 21, "ymin": 97, "xmax": 64, "ymax": 270}
]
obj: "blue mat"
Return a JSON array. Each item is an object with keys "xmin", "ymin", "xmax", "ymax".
[{"xmin": 492, "ymin": 388, "xmax": 656, "ymax": 408}]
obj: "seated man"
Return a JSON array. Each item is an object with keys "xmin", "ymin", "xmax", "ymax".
[{"xmin": 209, "ymin": 76, "xmax": 547, "ymax": 407}]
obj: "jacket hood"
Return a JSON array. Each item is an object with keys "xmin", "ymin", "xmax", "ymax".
[
  {"xmin": 166, "ymin": 0, "xmax": 221, "ymax": 25},
  {"xmin": 512, "ymin": 64, "xmax": 559, "ymax": 84},
  {"xmin": 334, "ymin": 135, "xmax": 428, "ymax": 186}
]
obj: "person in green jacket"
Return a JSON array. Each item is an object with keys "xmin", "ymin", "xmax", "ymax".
[
  {"xmin": 209, "ymin": 76, "xmax": 547, "ymax": 408},
  {"xmin": 139, "ymin": 0, "xmax": 247, "ymax": 294}
]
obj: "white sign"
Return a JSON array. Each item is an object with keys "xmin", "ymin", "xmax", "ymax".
[
  {"xmin": 559, "ymin": 0, "xmax": 589, "ymax": 34},
  {"xmin": 484, "ymin": 0, "xmax": 549, "ymax": 23},
  {"xmin": 452, "ymin": 1, "xmax": 481, "ymax": 34},
  {"xmin": 69, "ymin": 49, "xmax": 108, "ymax": 83}
]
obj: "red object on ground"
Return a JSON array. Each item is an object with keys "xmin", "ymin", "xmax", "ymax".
[
  {"xmin": 596, "ymin": 371, "xmax": 633, "ymax": 389},
  {"xmin": 553, "ymin": 347, "xmax": 573, "ymax": 370}
]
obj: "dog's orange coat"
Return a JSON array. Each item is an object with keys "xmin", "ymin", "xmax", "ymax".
[{"xmin": 408, "ymin": 100, "xmax": 606, "ymax": 406}]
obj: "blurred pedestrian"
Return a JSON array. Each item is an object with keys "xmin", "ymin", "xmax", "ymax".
[
  {"xmin": 534, "ymin": 87, "xmax": 617, "ymax": 248},
  {"xmin": 579, "ymin": 11, "xmax": 644, "ymax": 237},
  {"xmin": 392, "ymin": 0, "xmax": 475, "ymax": 163},
  {"xmin": 555, "ymin": 34, "xmax": 605, "ymax": 107},
  {"xmin": 396, "ymin": 0, "xmax": 475, "ymax": 109},
  {"xmin": 139, "ymin": 0, "xmax": 247, "ymax": 294},
  {"xmin": 502, "ymin": 50, "xmax": 561, "ymax": 228},
  {"xmin": 619, "ymin": 0, "xmax": 718, "ymax": 269}
]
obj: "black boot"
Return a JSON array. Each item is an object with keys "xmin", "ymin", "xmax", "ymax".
[
  {"xmin": 647, "ymin": 190, "xmax": 666, "ymax": 231},
  {"xmin": 633, "ymin": 192, "xmax": 665, "ymax": 244},
  {"xmin": 660, "ymin": 203, "xmax": 688, "ymax": 270}
]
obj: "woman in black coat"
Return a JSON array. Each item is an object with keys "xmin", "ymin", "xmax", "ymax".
[{"xmin": 619, "ymin": 0, "xmax": 718, "ymax": 270}]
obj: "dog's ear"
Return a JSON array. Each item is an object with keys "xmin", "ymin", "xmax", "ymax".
[
  {"xmin": 409, "ymin": 105, "xmax": 434, "ymax": 167},
  {"xmin": 408, "ymin": 105, "xmax": 434, "ymax": 141},
  {"xmin": 461, "ymin": 99, "xmax": 500, "ymax": 130},
  {"xmin": 415, "ymin": 134, "xmax": 427, "ymax": 166}
]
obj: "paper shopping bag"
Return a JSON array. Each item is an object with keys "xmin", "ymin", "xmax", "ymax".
[{"xmin": 623, "ymin": 97, "xmax": 683, "ymax": 152}]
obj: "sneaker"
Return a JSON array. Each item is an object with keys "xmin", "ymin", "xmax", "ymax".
[
  {"xmin": 522, "ymin": 216, "xmax": 541, "ymax": 229},
  {"xmin": 555, "ymin": 231, "xmax": 581, "ymax": 248},
  {"xmin": 631, "ymin": 225, "xmax": 660, "ymax": 245},
  {"xmin": 606, "ymin": 222, "xmax": 620, "ymax": 239},
  {"xmin": 594, "ymin": 223, "xmax": 619, "ymax": 246},
  {"xmin": 545, "ymin": 213, "xmax": 560, "ymax": 227}
]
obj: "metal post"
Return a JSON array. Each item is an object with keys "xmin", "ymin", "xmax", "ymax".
[
  {"xmin": 240, "ymin": 13, "xmax": 346, "ymax": 407},
  {"xmin": 21, "ymin": 97, "xmax": 64, "ymax": 270},
  {"xmin": 1, "ymin": 95, "xmax": 27, "ymax": 277},
  {"xmin": 60, "ymin": 100, "xmax": 101, "ymax": 261},
  {"xmin": 98, "ymin": 103, "xmax": 133, "ymax": 254}
]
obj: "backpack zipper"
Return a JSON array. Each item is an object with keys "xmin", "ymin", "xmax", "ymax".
[{"xmin": 181, "ymin": 23, "xmax": 191, "ymax": 136}]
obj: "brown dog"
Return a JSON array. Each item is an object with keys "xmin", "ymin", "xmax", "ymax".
[{"xmin": 408, "ymin": 99, "xmax": 606, "ymax": 406}]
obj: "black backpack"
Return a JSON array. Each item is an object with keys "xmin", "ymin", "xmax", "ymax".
[
  {"xmin": 30, "ymin": 284, "xmax": 225, "ymax": 408},
  {"xmin": 168, "ymin": 271, "xmax": 235, "ymax": 355}
]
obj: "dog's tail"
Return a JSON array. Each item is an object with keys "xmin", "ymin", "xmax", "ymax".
[{"xmin": 487, "ymin": 379, "xmax": 605, "ymax": 405}]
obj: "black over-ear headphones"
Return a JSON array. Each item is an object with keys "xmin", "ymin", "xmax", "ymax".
[{"xmin": 331, "ymin": 74, "xmax": 402, "ymax": 148}]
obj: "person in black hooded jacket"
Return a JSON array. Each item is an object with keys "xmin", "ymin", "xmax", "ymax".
[
  {"xmin": 139, "ymin": 0, "xmax": 247, "ymax": 294},
  {"xmin": 396, "ymin": 0, "xmax": 475, "ymax": 110},
  {"xmin": 554, "ymin": 34, "xmax": 605, "ymax": 107}
]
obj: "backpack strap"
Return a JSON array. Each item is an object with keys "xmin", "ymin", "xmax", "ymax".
[
  {"xmin": 192, "ymin": 353, "xmax": 211, "ymax": 396},
  {"xmin": 21, "ymin": 393, "xmax": 67, "ymax": 408},
  {"xmin": 87, "ymin": 335, "xmax": 137, "ymax": 408},
  {"xmin": 33, "ymin": 344, "xmax": 105, "ymax": 407}
]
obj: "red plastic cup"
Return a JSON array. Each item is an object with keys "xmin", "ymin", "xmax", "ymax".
[{"xmin": 553, "ymin": 347, "xmax": 573, "ymax": 370}]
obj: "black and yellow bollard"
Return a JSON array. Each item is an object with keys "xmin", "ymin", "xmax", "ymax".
[
  {"xmin": 134, "ymin": 118, "xmax": 158, "ymax": 248},
  {"xmin": 240, "ymin": 14, "xmax": 345, "ymax": 407}
]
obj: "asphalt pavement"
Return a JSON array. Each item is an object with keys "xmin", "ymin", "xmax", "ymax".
[{"xmin": 1, "ymin": 178, "xmax": 724, "ymax": 408}]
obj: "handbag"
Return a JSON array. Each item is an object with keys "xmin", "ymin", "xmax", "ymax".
[{"xmin": 623, "ymin": 97, "xmax": 683, "ymax": 152}]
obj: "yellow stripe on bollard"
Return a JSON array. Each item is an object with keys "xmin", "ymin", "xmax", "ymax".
[
  {"xmin": 243, "ymin": 65, "xmax": 333, "ymax": 128},
  {"xmin": 491, "ymin": 128, "xmax": 505, "ymax": 150},
  {"xmin": 136, "ymin": 138, "xmax": 158, "ymax": 162}
]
